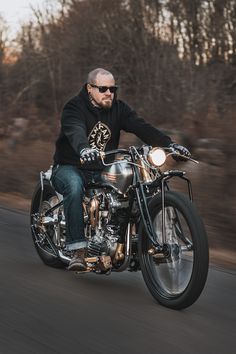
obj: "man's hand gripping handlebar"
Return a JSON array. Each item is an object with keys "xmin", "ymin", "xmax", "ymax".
[{"xmin": 80, "ymin": 148, "xmax": 105, "ymax": 165}]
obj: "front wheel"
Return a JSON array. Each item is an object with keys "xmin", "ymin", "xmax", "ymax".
[{"xmin": 138, "ymin": 191, "xmax": 209, "ymax": 310}]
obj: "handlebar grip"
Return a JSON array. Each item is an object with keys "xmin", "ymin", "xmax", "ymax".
[{"xmin": 80, "ymin": 151, "xmax": 105, "ymax": 165}]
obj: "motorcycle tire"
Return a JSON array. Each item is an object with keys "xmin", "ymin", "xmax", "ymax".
[
  {"xmin": 30, "ymin": 181, "xmax": 66, "ymax": 268},
  {"xmin": 138, "ymin": 191, "xmax": 209, "ymax": 310}
]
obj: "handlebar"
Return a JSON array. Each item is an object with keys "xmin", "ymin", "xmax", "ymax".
[
  {"xmin": 80, "ymin": 148, "xmax": 130, "ymax": 165},
  {"xmin": 80, "ymin": 146, "xmax": 198, "ymax": 165},
  {"xmin": 100, "ymin": 148, "xmax": 129, "ymax": 158},
  {"xmin": 166, "ymin": 147, "xmax": 198, "ymax": 164}
]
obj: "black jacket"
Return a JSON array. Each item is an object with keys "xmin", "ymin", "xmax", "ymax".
[{"xmin": 53, "ymin": 85, "xmax": 172, "ymax": 168}]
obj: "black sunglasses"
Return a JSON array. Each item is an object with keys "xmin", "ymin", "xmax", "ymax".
[{"xmin": 89, "ymin": 83, "xmax": 118, "ymax": 94}]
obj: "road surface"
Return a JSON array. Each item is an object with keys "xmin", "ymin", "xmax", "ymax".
[{"xmin": 0, "ymin": 207, "xmax": 235, "ymax": 354}]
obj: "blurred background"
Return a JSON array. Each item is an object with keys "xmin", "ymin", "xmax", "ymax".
[{"xmin": 0, "ymin": 0, "xmax": 235, "ymax": 266}]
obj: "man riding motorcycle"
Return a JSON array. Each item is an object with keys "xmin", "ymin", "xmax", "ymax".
[{"xmin": 51, "ymin": 67, "xmax": 190, "ymax": 271}]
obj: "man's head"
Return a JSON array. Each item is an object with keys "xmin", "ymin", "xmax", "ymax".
[{"xmin": 87, "ymin": 68, "xmax": 117, "ymax": 109}]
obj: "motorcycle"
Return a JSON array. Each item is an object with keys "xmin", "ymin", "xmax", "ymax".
[{"xmin": 30, "ymin": 145, "xmax": 209, "ymax": 310}]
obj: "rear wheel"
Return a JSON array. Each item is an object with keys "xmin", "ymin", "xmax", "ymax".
[
  {"xmin": 30, "ymin": 181, "xmax": 66, "ymax": 268},
  {"xmin": 138, "ymin": 191, "xmax": 209, "ymax": 310}
]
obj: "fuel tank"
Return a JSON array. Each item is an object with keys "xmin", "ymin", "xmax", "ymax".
[{"xmin": 100, "ymin": 160, "xmax": 133, "ymax": 194}]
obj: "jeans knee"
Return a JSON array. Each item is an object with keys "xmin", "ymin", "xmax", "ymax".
[
  {"xmin": 52, "ymin": 165, "xmax": 85, "ymax": 200},
  {"xmin": 65, "ymin": 177, "xmax": 84, "ymax": 198}
]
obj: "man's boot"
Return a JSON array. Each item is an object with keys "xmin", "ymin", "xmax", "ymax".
[{"xmin": 68, "ymin": 248, "xmax": 87, "ymax": 271}]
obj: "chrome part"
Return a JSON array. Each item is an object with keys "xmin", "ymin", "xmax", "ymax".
[
  {"xmin": 180, "ymin": 245, "xmax": 193, "ymax": 251},
  {"xmin": 87, "ymin": 223, "xmax": 120, "ymax": 258},
  {"xmin": 31, "ymin": 224, "xmax": 58, "ymax": 257},
  {"xmin": 148, "ymin": 148, "xmax": 166, "ymax": 167},
  {"xmin": 106, "ymin": 193, "xmax": 122, "ymax": 211},
  {"xmin": 59, "ymin": 220, "xmax": 66, "ymax": 227},
  {"xmin": 87, "ymin": 239, "xmax": 102, "ymax": 256},
  {"xmin": 43, "ymin": 165, "xmax": 53, "ymax": 180},
  {"xmin": 47, "ymin": 196, "xmax": 63, "ymax": 248},
  {"xmin": 101, "ymin": 160, "xmax": 133, "ymax": 194},
  {"xmin": 148, "ymin": 247, "xmax": 156, "ymax": 255},
  {"xmin": 104, "ymin": 225, "xmax": 120, "ymax": 257},
  {"xmin": 39, "ymin": 171, "xmax": 45, "ymax": 217},
  {"xmin": 151, "ymin": 206, "xmax": 194, "ymax": 295},
  {"xmin": 41, "ymin": 216, "xmax": 54, "ymax": 225},
  {"xmin": 38, "ymin": 196, "xmax": 65, "ymax": 250},
  {"xmin": 35, "ymin": 239, "xmax": 58, "ymax": 258},
  {"xmin": 58, "ymin": 250, "xmax": 70, "ymax": 264}
]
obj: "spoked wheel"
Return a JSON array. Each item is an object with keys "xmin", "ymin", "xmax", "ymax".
[
  {"xmin": 30, "ymin": 181, "xmax": 66, "ymax": 268},
  {"xmin": 138, "ymin": 191, "xmax": 209, "ymax": 310}
]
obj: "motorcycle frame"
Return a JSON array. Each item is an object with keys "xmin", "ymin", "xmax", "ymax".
[{"xmin": 36, "ymin": 146, "xmax": 194, "ymax": 267}]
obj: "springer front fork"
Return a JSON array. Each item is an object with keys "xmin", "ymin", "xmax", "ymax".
[{"xmin": 135, "ymin": 171, "xmax": 193, "ymax": 253}]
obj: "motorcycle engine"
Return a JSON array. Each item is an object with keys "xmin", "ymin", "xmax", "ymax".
[
  {"xmin": 87, "ymin": 224, "xmax": 119, "ymax": 257},
  {"xmin": 86, "ymin": 191, "xmax": 129, "ymax": 258}
]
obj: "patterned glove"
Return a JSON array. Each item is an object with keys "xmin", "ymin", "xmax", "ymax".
[
  {"xmin": 169, "ymin": 143, "xmax": 191, "ymax": 161},
  {"xmin": 80, "ymin": 148, "xmax": 100, "ymax": 164}
]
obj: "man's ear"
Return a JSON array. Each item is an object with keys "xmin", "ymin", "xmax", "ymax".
[{"xmin": 87, "ymin": 83, "xmax": 92, "ymax": 93}]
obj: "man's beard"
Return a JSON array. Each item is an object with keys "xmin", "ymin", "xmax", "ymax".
[
  {"xmin": 100, "ymin": 99, "xmax": 112, "ymax": 109},
  {"xmin": 89, "ymin": 94, "xmax": 112, "ymax": 109}
]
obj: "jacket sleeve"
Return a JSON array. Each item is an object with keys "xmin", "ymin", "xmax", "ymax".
[
  {"xmin": 120, "ymin": 102, "xmax": 172, "ymax": 147},
  {"xmin": 61, "ymin": 97, "xmax": 90, "ymax": 155}
]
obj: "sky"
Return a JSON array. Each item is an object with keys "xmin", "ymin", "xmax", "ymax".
[{"xmin": 0, "ymin": 0, "xmax": 57, "ymax": 38}]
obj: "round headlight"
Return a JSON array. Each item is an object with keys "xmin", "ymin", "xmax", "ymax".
[{"xmin": 148, "ymin": 148, "xmax": 166, "ymax": 167}]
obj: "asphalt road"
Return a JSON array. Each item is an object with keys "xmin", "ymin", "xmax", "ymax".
[{"xmin": 0, "ymin": 206, "xmax": 235, "ymax": 354}]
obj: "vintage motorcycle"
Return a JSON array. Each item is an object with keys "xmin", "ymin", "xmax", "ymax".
[{"xmin": 30, "ymin": 145, "xmax": 209, "ymax": 310}]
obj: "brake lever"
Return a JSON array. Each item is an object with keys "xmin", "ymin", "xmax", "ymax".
[{"xmin": 167, "ymin": 149, "xmax": 199, "ymax": 164}]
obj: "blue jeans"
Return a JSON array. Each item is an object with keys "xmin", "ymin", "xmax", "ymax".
[{"xmin": 51, "ymin": 165, "xmax": 100, "ymax": 251}]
